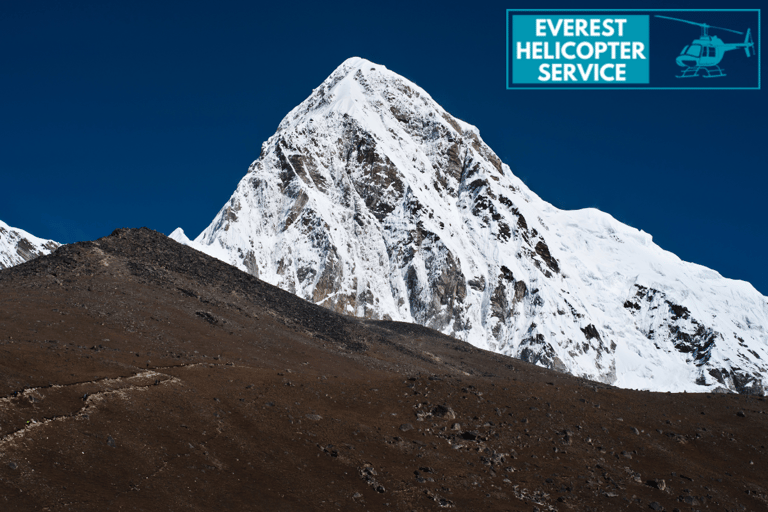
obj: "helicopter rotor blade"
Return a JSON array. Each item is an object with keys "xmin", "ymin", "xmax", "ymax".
[
  {"xmin": 706, "ymin": 25, "xmax": 743, "ymax": 35},
  {"xmin": 655, "ymin": 15, "xmax": 744, "ymax": 35},
  {"xmin": 655, "ymin": 15, "xmax": 706, "ymax": 28}
]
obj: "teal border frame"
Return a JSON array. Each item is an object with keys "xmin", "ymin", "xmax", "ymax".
[{"xmin": 506, "ymin": 9, "xmax": 761, "ymax": 90}]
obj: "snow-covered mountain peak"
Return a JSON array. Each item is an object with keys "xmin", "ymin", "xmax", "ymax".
[
  {"xmin": 173, "ymin": 57, "xmax": 768, "ymax": 395},
  {"xmin": 274, "ymin": 56, "xmax": 491, "ymax": 167},
  {"xmin": 169, "ymin": 227, "xmax": 190, "ymax": 244},
  {"xmin": 283, "ymin": 56, "xmax": 433, "ymax": 123},
  {"xmin": 0, "ymin": 219, "xmax": 60, "ymax": 270}
]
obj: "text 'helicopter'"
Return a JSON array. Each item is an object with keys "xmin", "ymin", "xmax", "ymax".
[{"xmin": 656, "ymin": 15, "xmax": 755, "ymax": 78}]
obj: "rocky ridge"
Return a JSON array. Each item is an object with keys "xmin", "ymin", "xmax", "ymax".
[{"xmin": 1, "ymin": 227, "xmax": 767, "ymax": 511}]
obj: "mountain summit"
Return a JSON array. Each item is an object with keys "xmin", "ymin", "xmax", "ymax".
[{"xmin": 172, "ymin": 57, "xmax": 768, "ymax": 394}]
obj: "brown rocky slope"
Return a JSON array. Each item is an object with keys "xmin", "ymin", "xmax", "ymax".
[{"xmin": 0, "ymin": 228, "xmax": 766, "ymax": 511}]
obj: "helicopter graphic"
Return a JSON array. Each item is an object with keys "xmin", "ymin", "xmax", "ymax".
[{"xmin": 656, "ymin": 15, "xmax": 755, "ymax": 78}]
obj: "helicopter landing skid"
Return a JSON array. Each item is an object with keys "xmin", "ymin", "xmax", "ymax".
[{"xmin": 677, "ymin": 65, "xmax": 726, "ymax": 78}]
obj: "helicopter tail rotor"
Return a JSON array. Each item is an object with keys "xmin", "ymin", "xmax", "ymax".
[{"xmin": 744, "ymin": 28, "xmax": 754, "ymax": 57}]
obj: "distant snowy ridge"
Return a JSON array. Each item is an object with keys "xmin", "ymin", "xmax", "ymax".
[
  {"xmin": 0, "ymin": 219, "xmax": 60, "ymax": 270},
  {"xmin": 172, "ymin": 57, "xmax": 768, "ymax": 394}
]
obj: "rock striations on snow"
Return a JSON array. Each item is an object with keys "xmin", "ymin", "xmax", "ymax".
[
  {"xmin": 172, "ymin": 57, "xmax": 768, "ymax": 394},
  {"xmin": 0, "ymin": 219, "xmax": 60, "ymax": 270}
]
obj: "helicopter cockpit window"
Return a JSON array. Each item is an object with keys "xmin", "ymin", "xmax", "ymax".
[
  {"xmin": 686, "ymin": 45, "xmax": 702, "ymax": 57},
  {"xmin": 680, "ymin": 45, "xmax": 689, "ymax": 55}
]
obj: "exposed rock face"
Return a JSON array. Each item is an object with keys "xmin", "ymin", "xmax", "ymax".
[
  {"xmin": 0, "ymin": 219, "xmax": 60, "ymax": 270},
  {"xmin": 172, "ymin": 57, "xmax": 768, "ymax": 394}
]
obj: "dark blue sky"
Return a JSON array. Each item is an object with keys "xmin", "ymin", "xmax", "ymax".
[{"xmin": 2, "ymin": 1, "xmax": 766, "ymax": 294}]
